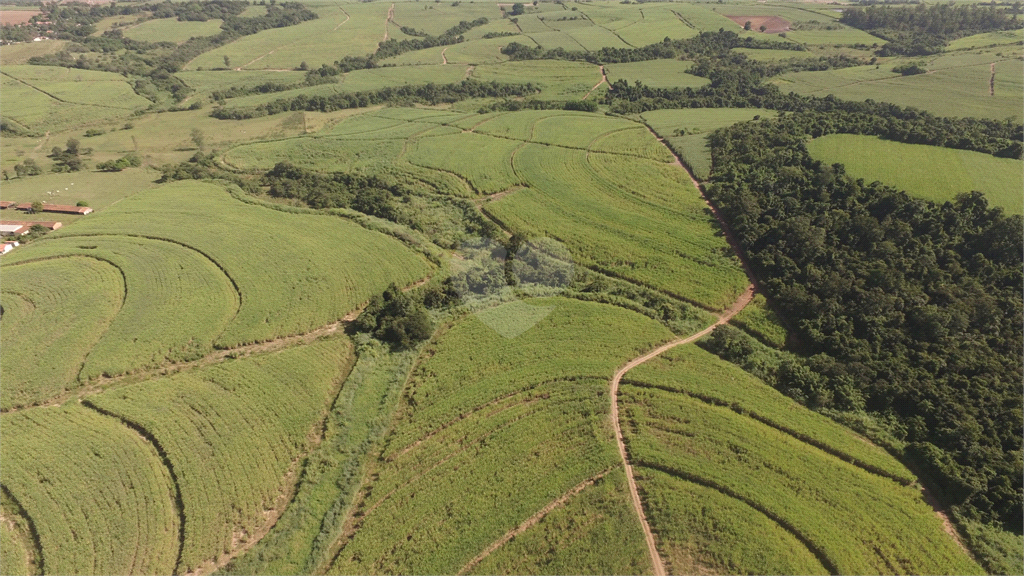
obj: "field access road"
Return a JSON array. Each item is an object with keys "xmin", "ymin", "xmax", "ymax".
[{"xmin": 610, "ymin": 284, "xmax": 754, "ymax": 576}]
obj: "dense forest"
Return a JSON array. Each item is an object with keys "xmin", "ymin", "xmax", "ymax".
[
  {"xmin": 840, "ymin": 2, "xmax": 1023, "ymax": 55},
  {"xmin": 704, "ymin": 112, "xmax": 1023, "ymax": 531}
]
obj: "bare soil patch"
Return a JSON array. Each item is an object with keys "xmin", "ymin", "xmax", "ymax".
[
  {"xmin": 725, "ymin": 15, "xmax": 790, "ymax": 34},
  {"xmin": 1, "ymin": 11, "xmax": 38, "ymax": 25}
]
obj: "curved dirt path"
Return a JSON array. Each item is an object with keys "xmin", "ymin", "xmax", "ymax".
[
  {"xmin": 441, "ymin": 47, "xmax": 449, "ymax": 65},
  {"xmin": 611, "ymin": 285, "xmax": 754, "ymax": 576},
  {"xmin": 457, "ymin": 469, "xmax": 612, "ymax": 575},
  {"xmin": 582, "ymin": 65, "xmax": 607, "ymax": 100},
  {"xmin": 383, "ymin": 3, "xmax": 394, "ymax": 42}
]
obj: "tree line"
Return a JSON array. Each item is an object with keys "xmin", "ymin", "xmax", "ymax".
[
  {"xmin": 840, "ymin": 2, "xmax": 1023, "ymax": 55},
  {"xmin": 209, "ymin": 80, "xmax": 537, "ymax": 119},
  {"xmin": 703, "ymin": 111, "xmax": 1023, "ymax": 532}
]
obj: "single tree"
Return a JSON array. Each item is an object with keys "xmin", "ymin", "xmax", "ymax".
[
  {"xmin": 30, "ymin": 201, "xmax": 44, "ymax": 214},
  {"xmin": 223, "ymin": 55, "xmax": 231, "ymax": 68},
  {"xmin": 191, "ymin": 128, "xmax": 205, "ymax": 151},
  {"xmin": 744, "ymin": 20, "xmax": 752, "ymax": 30}
]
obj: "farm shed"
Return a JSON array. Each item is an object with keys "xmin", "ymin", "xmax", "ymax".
[
  {"xmin": 0, "ymin": 223, "xmax": 30, "ymax": 236},
  {"xmin": 0, "ymin": 201, "xmax": 15, "ymax": 209},
  {"xmin": 0, "ymin": 220, "xmax": 62, "ymax": 234},
  {"xmin": 0, "ymin": 241, "xmax": 18, "ymax": 254},
  {"xmin": 13, "ymin": 203, "xmax": 92, "ymax": 215}
]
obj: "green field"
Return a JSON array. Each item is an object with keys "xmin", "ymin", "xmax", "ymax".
[
  {"xmin": 621, "ymin": 345, "xmax": 984, "ymax": 575},
  {"xmin": 327, "ymin": 297, "xmax": 673, "ymax": 574},
  {"xmin": 486, "ymin": 144, "xmax": 748, "ymax": 310},
  {"xmin": 186, "ymin": 3, "xmax": 388, "ymax": 71},
  {"xmin": 0, "ymin": 168, "xmax": 159, "ymax": 212},
  {"xmin": 806, "ymin": 134, "xmax": 1024, "ymax": 215},
  {"xmin": 123, "ymin": 18, "xmax": 224, "ymax": 44},
  {"xmin": 772, "ymin": 50, "xmax": 1024, "ymax": 121},
  {"xmin": 472, "ymin": 60, "xmax": 603, "ymax": 100},
  {"xmin": 3, "ymin": 235, "xmax": 239, "ymax": 380},
  {"xmin": 0, "ymin": 257, "xmax": 124, "ymax": 410},
  {"xmin": 53, "ymin": 180, "xmax": 433, "ymax": 347},
  {"xmin": 0, "ymin": 404, "xmax": 179, "ymax": 575},
  {"xmin": 0, "ymin": 65, "xmax": 153, "ymax": 132},
  {"xmin": 642, "ymin": 108, "xmax": 776, "ymax": 179},
  {"xmin": 87, "ymin": 336, "xmax": 352, "ymax": 573},
  {"xmin": 604, "ymin": 60, "xmax": 709, "ymax": 90}
]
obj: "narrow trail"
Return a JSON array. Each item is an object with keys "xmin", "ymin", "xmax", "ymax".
[
  {"xmin": 643, "ymin": 124, "xmax": 759, "ymax": 288},
  {"xmin": 333, "ymin": 5, "xmax": 351, "ymax": 31},
  {"xmin": 31, "ymin": 130, "xmax": 50, "ymax": 152},
  {"xmin": 457, "ymin": 469, "xmax": 612, "ymax": 575},
  {"xmin": 611, "ymin": 285, "xmax": 754, "ymax": 576},
  {"xmin": 989, "ymin": 62, "xmax": 995, "ymax": 96},
  {"xmin": 582, "ymin": 65, "xmax": 607, "ymax": 100},
  {"xmin": 383, "ymin": 3, "xmax": 394, "ymax": 42},
  {"xmin": 441, "ymin": 47, "xmax": 449, "ymax": 65}
]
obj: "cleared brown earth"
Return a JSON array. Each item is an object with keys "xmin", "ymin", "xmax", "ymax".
[
  {"xmin": 0, "ymin": 11, "xmax": 38, "ymax": 25},
  {"xmin": 725, "ymin": 15, "xmax": 790, "ymax": 34}
]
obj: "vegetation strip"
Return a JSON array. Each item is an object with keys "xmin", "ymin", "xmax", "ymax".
[{"xmin": 610, "ymin": 285, "xmax": 753, "ymax": 576}]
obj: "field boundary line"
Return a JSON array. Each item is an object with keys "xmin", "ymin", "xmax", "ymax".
[
  {"xmin": 456, "ymin": 468, "xmax": 613, "ymax": 575},
  {"xmin": 0, "ymin": 486, "xmax": 46, "ymax": 575},
  {"xmin": 619, "ymin": 378, "xmax": 914, "ymax": 485},
  {"xmin": 0, "ymin": 70, "xmax": 133, "ymax": 111},
  {"xmin": 634, "ymin": 461, "xmax": 838, "ymax": 575},
  {"xmin": 80, "ymin": 399, "xmax": 187, "ymax": 574},
  {"xmin": 634, "ymin": 459, "xmax": 835, "ymax": 573},
  {"xmin": 610, "ymin": 285, "xmax": 753, "ymax": 576}
]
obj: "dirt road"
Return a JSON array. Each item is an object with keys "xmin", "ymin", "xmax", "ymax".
[{"xmin": 610, "ymin": 284, "xmax": 753, "ymax": 576}]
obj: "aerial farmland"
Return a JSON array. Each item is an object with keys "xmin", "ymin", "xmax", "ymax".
[{"xmin": 0, "ymin": 1, "xmax": 1021, "ymax": 575}]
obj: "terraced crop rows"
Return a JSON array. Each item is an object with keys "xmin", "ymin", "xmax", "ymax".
[
  {"xmin": 0, "ymin": 404, "xmax": 180, "ymax": 575},
  {"xmin": 327, "ymin": 298, "xmax": 673, "ymax": 574},
  {"xmin": 56, "ymin": 180, "xmax": 433, "ymax": 347},
  {"xmin": 620, "ymin": 346, "xmax": 984, "ymax": 575},
  {"xmin": 4, "ymin": 235, "xmax": 239, "ymax": 381},
  {"xmin": 87, "ymin": 337, "xmax": 352, "ymax": 574},
  {"xmin": 0, "ymin": 257, "xmax": 124, "ymax": 410}
]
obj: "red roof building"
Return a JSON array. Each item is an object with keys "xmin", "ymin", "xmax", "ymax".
[{"xmin": 13, "ymin": 203, "xmax": 92, "ymax": 215}]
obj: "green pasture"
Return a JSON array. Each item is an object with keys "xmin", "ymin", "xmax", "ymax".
[
  {"xmin": 88, "ymin": 336, "xmax": 352, "ymax": 574},
  {"xmin": 642, "ymin": 108, "xmax": 776, "ymax": 179},
  {"xmin": 946, "ymin": 29, "xmax": 1023, "ymax": 51},
  {"xmin": 486, "ymin": 145, "xmax": 748, "ymax": 310},
  {"xmin": 0, "ymin": 65, "xmax": 152, "ymax": 132},
  {"xmin": 0, "ymin": 257, "xmax": 124, "ymax": 410},
  {"xmin": 773, "ymin": 51, "xmax": 1024, "ymax": 121},
  {"xmin": 3, "ymin": 235, "xmax": 239, "ymax": 380},
  {"xmin": 186, "ymin": 2, "xmax": 387, "ymax": 72},
  {"xmin": 472, "ymin": 60, "xmax": 603, "ymax": 100},
  {"xmin": 733, "ymin": 47, "xmax": 819, "ymax": 61},
  {"xmin": 176, "ymin": 69, "xmax": 306, "ymax": 96},
  {"xmin": 123, "ymin": 17, "xmax": 224, "ymax": 44},
  {"xmin": 405, "ymin": 131, "xmax": 523, "ymax": 194},
  {"xmin": 390, "ymin": 1, "xmax": 499, "ymax": 36},
  {"xmin": 604, "ymin": 60, "xmax": 708, "ymax": 90},
  {"xmin": 0, "ymin": 40, "xmax": 69, "ymax": 66},
  {"xmin": 223, "ymin": 343, "xmax": 415, "ymax": 575},
  {"xmin": 806, "ymin": 134, "xmax": 1024, "ymax": 215},
  {"xmin": 0, "ymin": 167, "xmax": 158, "ymax": 211},
  {"xmin": 0, "ymin": 404, "xmax": 179, "ymax": 575},
  {"xmin": 54, "ymin": 180, "xmax": 433, "ymax": 347},
  {"xmin": 328, "ymin": 297, "xmax": 673, "ymax": 574}
]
